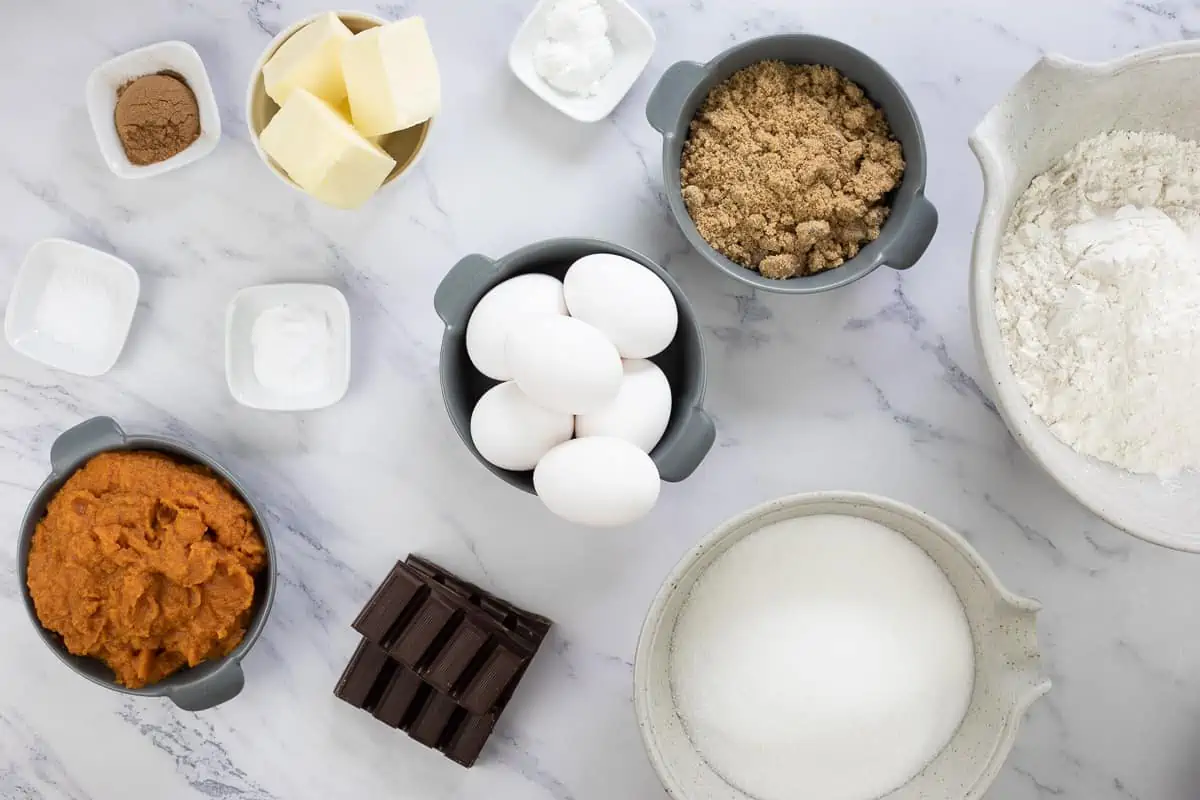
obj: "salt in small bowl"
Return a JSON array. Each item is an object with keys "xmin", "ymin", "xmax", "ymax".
[{"xmin": 4, "ymin": 239, "xmax": 140, "ymax": 377}]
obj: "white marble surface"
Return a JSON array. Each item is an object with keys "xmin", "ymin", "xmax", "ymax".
[{"xmin": 3, "ymin": 0, "xmax": 1200, "ymax": 798}]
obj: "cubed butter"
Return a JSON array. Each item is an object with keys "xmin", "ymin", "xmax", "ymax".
[
  {"xmin": 263, "ymin": 12, "xmax": 354, "ymax": 106},
  {"xmin": 342, "ymin": 17, "xmax": 441, "ymax": 137},
  {"xmin": 259, "ymin": 89, "xmax": 396, "ymax": 210}
]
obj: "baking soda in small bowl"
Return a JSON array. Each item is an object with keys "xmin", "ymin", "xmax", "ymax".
[{"xmin": 669, "ymin": 514, "xmax": 974, "ymax": 800}]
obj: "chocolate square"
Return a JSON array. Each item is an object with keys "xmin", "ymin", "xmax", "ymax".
[{"xmin": 334, "ymin": 556, "xmax": 552, "ymax": 767}]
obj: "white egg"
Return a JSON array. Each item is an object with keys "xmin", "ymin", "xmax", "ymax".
[
  {"xmin": 534, "ymin": 437, "xmax": 660, "ymax": 527},
  {"xmin": 563, "ymin": 254, "xmax": 679, "ymax": 359},
  {"xmin": 576, "ymin": 360, "xmax": 672, "ymax": 452},
  {"xmin": 466, "ymin": 274, "xmax": 567, "ymax": 380},
  {"xmin": 506, "ymin": 316, "xmax": 622, "ymax": 415},
  {"xmin": 470, "ymin": 382, "xmax": 574, "ymax": 471}
]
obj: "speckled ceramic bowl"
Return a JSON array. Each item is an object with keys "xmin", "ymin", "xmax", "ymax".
[
  {"xmin": 635, "ymin": 492, "xmax": 1050, "ymax": 800},
  {"xmin": 970, "ymin": 40, "xmax": 1200, "ymax": 552}
]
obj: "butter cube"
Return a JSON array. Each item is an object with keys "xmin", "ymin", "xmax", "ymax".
[
  {"xmin": 342, "ymin": 17, "xmax": 441, "ymax": 137},
  {"xmin": 263, "ymin": 12, "xmax": 354, "ymax": 106},
  {"xmin": 259, "ymin": 89, "xmax": 396, "ymax": 210}
]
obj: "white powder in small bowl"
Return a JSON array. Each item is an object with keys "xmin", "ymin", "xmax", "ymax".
[
  {"xmin": 251, "ymin": 304, "xmax": 333, "ymax": 396},
  {"xmin": 34, "ymin": 262, "xmax": 117, "ymax": 354},
  {"xmin": 669, "ymin": 514, "xmax": 974, "ymax": 800}
]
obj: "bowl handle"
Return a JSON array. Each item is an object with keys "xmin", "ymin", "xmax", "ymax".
[
  {"xmin": 647, "ymin": 61, "xmax": 706, "ymax": 136},
  {"xmin": 654, "ymin": 406, "xmax": 716, "ymax": 482},
  {"xmin": 434, "ymin": 254, "xmax": 499, "ymax": 329},
  {"xmin": 51, "ymin": 417, "xmax": 127, "ymax": 476},
  {"xmin": 167, "ymin": 661, "xmax": 245, "ymax": 712},
  {"xmin": 881, "ymin": 194, "xmax": 938, "ymax": 271}
]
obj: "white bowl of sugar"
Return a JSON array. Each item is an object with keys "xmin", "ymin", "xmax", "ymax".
[{"xmin": 634, "ymin": 492, "xmax": 1050, "ymax": 800}]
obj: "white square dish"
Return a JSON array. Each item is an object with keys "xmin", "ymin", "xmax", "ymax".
[
  {"xmin": 86, "ymin": 40, "xmax": 221, "ymax": 179},
  {"xmin": 225, "ymin": 284, "xmax": 351, "ymax": 411},
  {"xmin": 4, "ymin": 239, "xmax": 140, "ymax": 377},
  {"xmin": 509, "ymin": 0, "xmax": 656, "ymax": 123}
]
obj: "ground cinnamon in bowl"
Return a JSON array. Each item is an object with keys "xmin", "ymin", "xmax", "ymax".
[
  {"xmin": 680, "ymin": 61, "xmax": 905, "ymax": 279},
  {"xmin": 114, "ymin": 73, "xmax": 201, "ymax": 166}
]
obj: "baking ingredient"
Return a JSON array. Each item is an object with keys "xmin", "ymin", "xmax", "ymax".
[
  {"xmin": 34, "ymin": 261, "xmax": 117, "ymax": 353},
  {"xmin": 26, "ymin": 451, "xmax": 266, "ymax": 689},
  {"xmin": 996, "ymin": 131, "xmax": 1200, "ymax": 476},
  {"xmin": 533, "ymin": 0, "xmax": 613, "ymax": 97},
  {"xmin": 506, "ymin": 315, "xmax": 622, "ymax": 415},
  {"xmin": 342, "ymin": 17, "xmax": 441, "ymax": 137},
  {"xmin": 259, "ymin": 88, "xmax": 396, "ymax": 209},
  {"xmin": 576, "ymin": 359, "xmax": 671, "ymax": 452},
  {"xmin": 252, "ymin": 303, "xmax": 333, "ymax": 396},
  {"xmin": 680, "ymin": 61, "xmax": 904, "ymax": 278},
  {"xmin": 263, "ymin": 12, "xmax": 354, "ymax": 106},
  {"xmin": 114, "ymin": 73, "xmax": 200, "ymax": 166},
  {"xmin": 534, "ymin": 437, "xmax": 660, "ymax": 526},
  {"xmin": 466, "ymin": 274, "xmax": 568, "ymax": 380},
  {"xmin": 337, "ymin": 555, "xmax": 552, "ymax": 767},
  {"xmin": 671, "ymin": 514, "xmax": 973, "ymax": 800},
  {"xmin": 471, "ymin": 381, "xmax": 574, "ymax": 471},
  {"xmin": 563, "ymin": 254, "xmax": 678, "ymax": 358}
]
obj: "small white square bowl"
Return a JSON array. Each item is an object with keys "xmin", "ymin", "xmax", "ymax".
[
  {"xmin": 86, "ymin": 41, "xmax": 221, "ymax": 179},
  {"xmin": 509, "ymin": 0, "xmax": 656, "ymax": 123},
  {"xmin": 4, "ymin": 239, "xmax": 140, "ymax": 377},
  {"xmin": 226, "ymin": 284, "xmax": 351, "ymax": 411}
]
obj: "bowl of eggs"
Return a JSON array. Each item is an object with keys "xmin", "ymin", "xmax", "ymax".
[{"xmin": 434, "ymin": 238, "xmax": 714, "ymax": 528}]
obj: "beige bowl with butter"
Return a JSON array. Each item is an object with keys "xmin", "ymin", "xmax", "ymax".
[{"xmin": 246, "ymin": 10, "xmax": 433, "ymax": 201}]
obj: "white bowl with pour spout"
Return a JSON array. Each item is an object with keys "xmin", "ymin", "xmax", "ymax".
[
  {"xmin": 634, "ymin": 492, "xmax": 1049, "ymax": 800},
  {"xmin": 969, "ymin": 40, "xmax": 1200, "ymax": 552}
]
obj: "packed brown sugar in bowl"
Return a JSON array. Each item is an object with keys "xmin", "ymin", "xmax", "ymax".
[
  {"xmin": 25, "ymin": 451, "xmax": 266, "ymax": 689},
  {"xmin": 680, "ymin": 61, "xmax": 905, "ymax": 279}
]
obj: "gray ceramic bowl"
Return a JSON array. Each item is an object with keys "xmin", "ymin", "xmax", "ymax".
[
  {"xmin": 647, "ymin": 34, "xmax": 938, "ymax": 294},
  {"xmin": 435, "ymin": 238, "xmax": 714, "ymax": 494},
  {"xmin": 16, "ymin": 416, "xmax": 277, "ymax": 711}
]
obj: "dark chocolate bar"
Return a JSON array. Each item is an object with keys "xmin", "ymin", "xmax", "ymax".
[{"xmin": 335, "ymin": 556, "xmax": 552, "ymax": 767}]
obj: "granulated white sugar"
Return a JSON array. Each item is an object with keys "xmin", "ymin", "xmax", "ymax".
[{"xmin": 670, "ymin": 514, "xmax": 974, "ymax": 800}]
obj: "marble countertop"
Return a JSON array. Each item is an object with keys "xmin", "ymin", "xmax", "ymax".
[{"xmin": 3, "ymin": 0, "xmax": 1200, "ymax": 798}]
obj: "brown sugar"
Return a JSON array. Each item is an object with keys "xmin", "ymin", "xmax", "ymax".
[
  {"xmin": 26, "ymin": 452, "xmax": 266, "ymax": 688},
  {"xmin": 680, "ymin": 61, "xmax": 905, "ymax": 279},
  {"xmin": 114, "ymin": 73, "xmax": 201, "ymax": 166}
]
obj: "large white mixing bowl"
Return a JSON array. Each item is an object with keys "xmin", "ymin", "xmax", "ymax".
[
  {"xmin": 635, "ymin": 492, "xmax": 1048, "ymax": 800},
  {"xmin": 969, "ymin": 40, "xmax": 1200, "ymax": 552}
]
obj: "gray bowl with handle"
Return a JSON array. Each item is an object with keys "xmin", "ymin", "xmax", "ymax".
[
  {"xmin": 16, "ymin": 416, "xmax": 277, "ymax": 712},
  {"xmin": 647, "ymin": 34, "xmax": 938, "ymax": 294},
  {"xmin": 435, "ymin": 238, "xmax": 715, "ymax": 494}
]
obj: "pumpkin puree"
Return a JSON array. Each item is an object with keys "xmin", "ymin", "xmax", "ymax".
[{"xmin": 27, "ymin": 451, "xmax": 266, "ymax": 689}]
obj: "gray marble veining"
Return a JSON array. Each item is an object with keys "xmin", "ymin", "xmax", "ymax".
[{"xmin": 2, "ymin": 1, "xmax": 1200, "ymax": 798}]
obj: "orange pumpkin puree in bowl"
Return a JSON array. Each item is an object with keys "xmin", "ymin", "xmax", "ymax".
[{"xmin": 26, "ymin": 451, "xmax": 266, "ymax": 689}]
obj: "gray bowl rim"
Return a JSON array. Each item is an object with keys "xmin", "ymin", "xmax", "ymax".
[
  {"xmin": 647, "ymin": 32, "xmax": 938, "ymax": 295},
  {"xmin": 435, "ymin": 236, "xmax": 715, "ymax": 495},
  {"xmin": 16, "ymin": 416, "xmax": 277, "ymax": 710}
]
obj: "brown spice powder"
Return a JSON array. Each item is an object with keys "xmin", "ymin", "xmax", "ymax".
[
  {"xmin": 680, "ymin": 61, "xmax": 905, "ymax": 279},
  {"xmin": 114, "ymin": 73, "xmax": 201, "ymax": 166}
]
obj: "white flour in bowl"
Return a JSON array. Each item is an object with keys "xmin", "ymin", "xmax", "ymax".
[
  {"xmin": 669, "ymin": 515, "xmax": 974, "ymax": 800},
  {"xmin": 995, "ymin": 131, "xmax": 1200, "ymax": 476}
]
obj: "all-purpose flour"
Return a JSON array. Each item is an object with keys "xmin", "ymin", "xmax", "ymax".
[
  {"xmin": 670, "ymin": 515, "xmax": 974, "ymax": 800},
  {"xmin": 996, "ymin": 131, "xmax": 1200, "ymax": 476}
]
